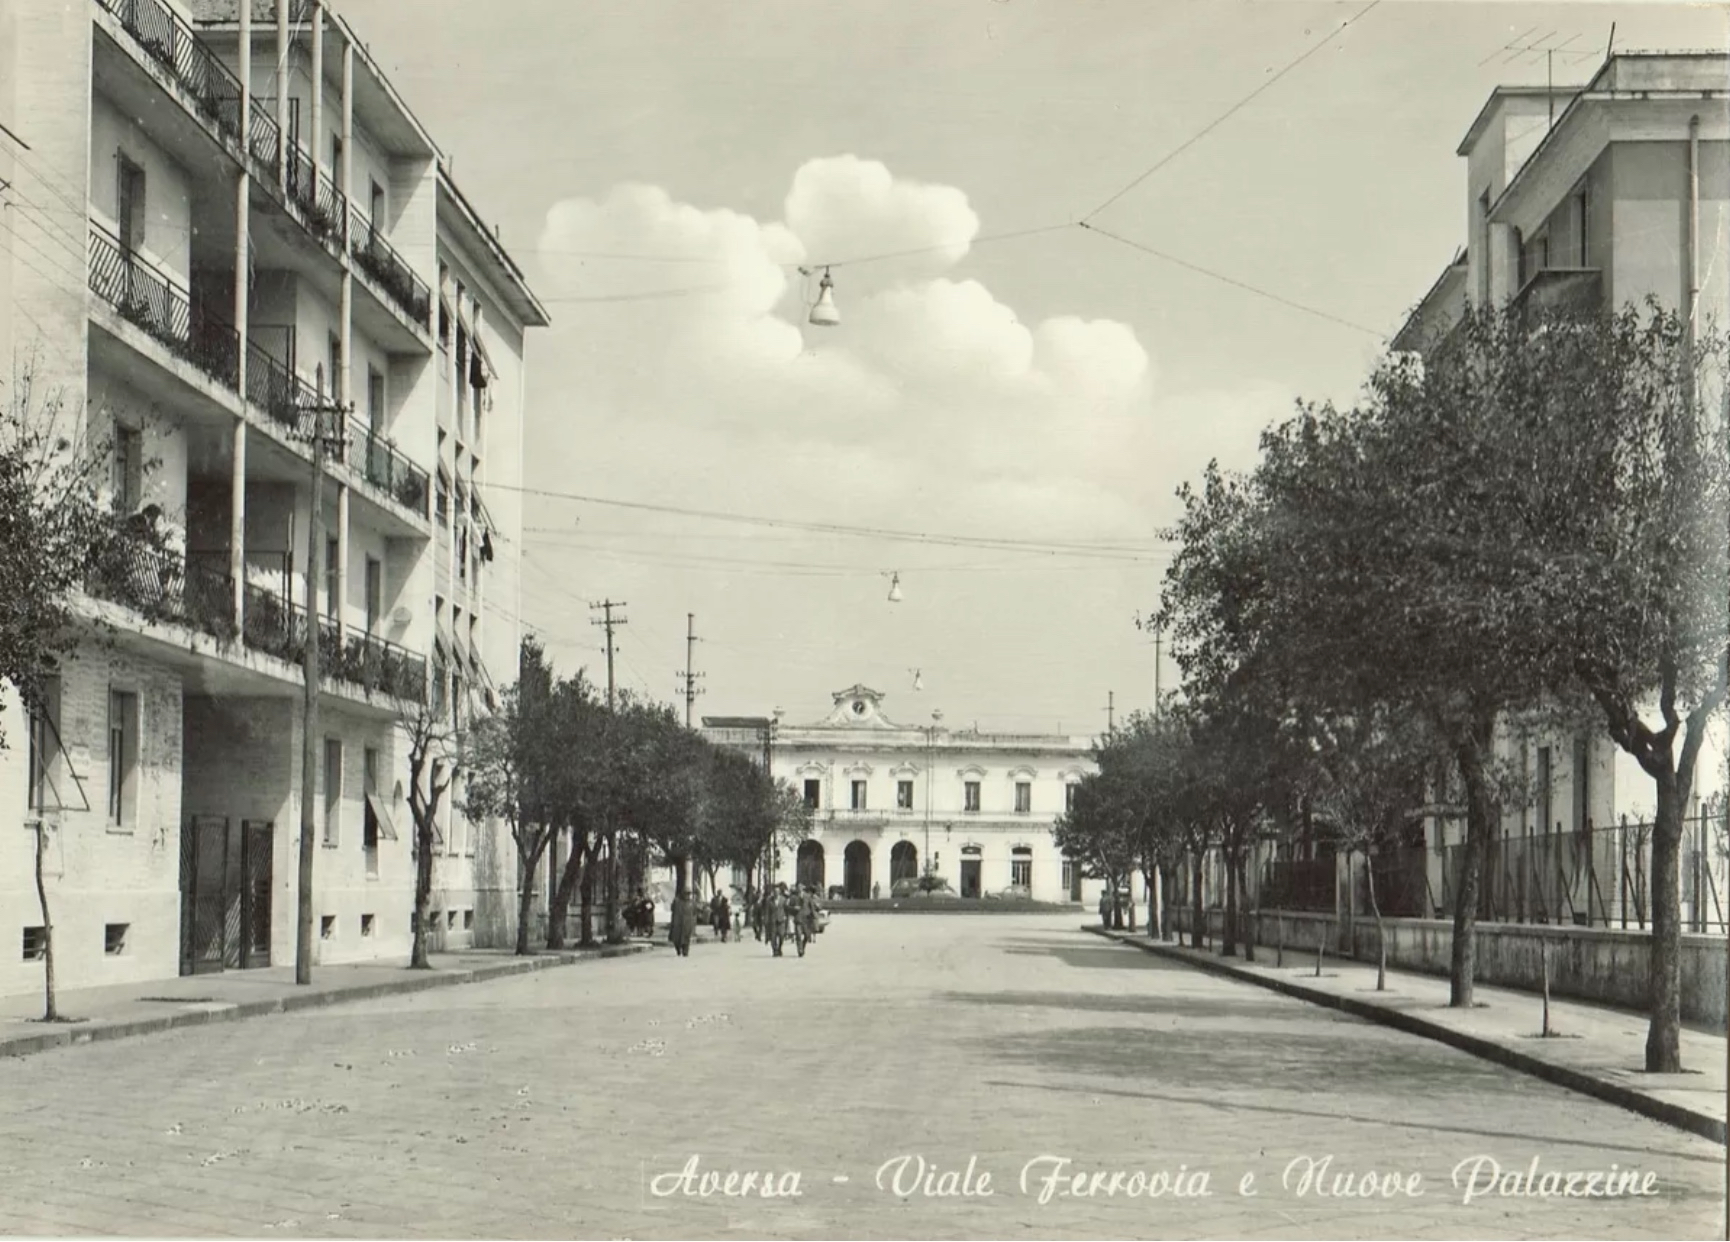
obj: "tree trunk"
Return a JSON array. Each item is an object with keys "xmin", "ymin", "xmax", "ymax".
[
  {"xmin": 604, "ymin": 829, "xmax": 624, "ymax": 943},
  {"xmin": 1145, "ymin": 864, "xmax": 1159, "ymax": 939},
  {"xmin": 514, "ymin": 830, "xmax": 547, "ymax": 956},
  {"xmin": 1646, "ymin": 767, "xmax": 1685, "ymax": 1072},
  {"xmin": 1365, "ymin": 849, "xmax": 1386, "ymax": 991},
  {"xmin": 411, "ymin": 818, "xmax": 435, "ymax": 969},
  {"xmin": 1450, "ymin": 728, "xmax": 1496, "ymax": 1008},
  {"xmin": 33, "ymin": 821, "xmax": 57, "ymax": 1022},
  {"xmin": 578, "ymin": 842, "xmax": 599, "ymax": 947},
  {"xmin": 547, "ymin": 829, "xmax": 584, "ymax": 950},
  {"xmin": 1190, "ymin": 852, "xmax": 1206, "ymax": 949},
  {"xmin": 1236, "ymin": 854, "xmax": 1256, "ymax": 964},
  {"xmin": 1222, "ymin": 847, "xmax": 1240, "ymax": 958}
]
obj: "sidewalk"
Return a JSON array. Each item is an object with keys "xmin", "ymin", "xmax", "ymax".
[
  {"xmin": 0, "ymin": 940, "xmax": 658, "ymax": 1060},
  {"xmin": 1088, "ymin": 926, "xmax": 1728, "ymax": 1144}
]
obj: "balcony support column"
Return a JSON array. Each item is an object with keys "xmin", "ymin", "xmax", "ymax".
[
  {"xmin": 231, "ymin": 420, "xmax": 247, "ymax": 631},
  {"xmin": 341, "ymin": 42, "xmax": 354, "ymax": 246},
  {"xmin": 336, "ymin": 483, "xmax": 350, "ymax": 646},
  {"xmin": 309, "ymin": 2, "xmax": 324, "ymax": 187},
  {"xmin": 275, "ymin": 0, "xmax": 290, "ymax": 193}
]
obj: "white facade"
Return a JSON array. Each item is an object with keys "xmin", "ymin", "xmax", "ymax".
[
  {"xmin": 705, "ymin": 685, "xmax": 1101, "ymax": 905},
  {"xmin": 0, "ymin": 0, "xmax": 545, "ymax": 999}
]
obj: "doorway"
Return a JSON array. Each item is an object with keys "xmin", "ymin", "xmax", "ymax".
[
  {"xmin": 890, "ymin": 840, "xmax": 918, "ymax": 887},
  {"xmin": 960, "ymin": 845, "xmax": 982, "ymax": 899},
  {"xmin": 797, "ymin": 839, "xmax": 825, "ymax": 893},
  {"xmin": 843, "ymin": 840, "xmax": 871, "ymax": 899},
  {"xmin": 180, "ymin": 817, "xmax": 273, "ymax": 975}
]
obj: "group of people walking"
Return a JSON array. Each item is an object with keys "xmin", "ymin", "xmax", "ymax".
[{"xmin": 644, "ymin": 882, "xmax": 825, "ymax": 957}]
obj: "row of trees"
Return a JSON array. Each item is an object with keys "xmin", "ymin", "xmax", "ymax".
[
  {"xmin": 1057, "ymin": 302, "xmax": 1728, "ymax": 1073},
  {"xmin": 457, "ymin": 638, "xmax": 811, "ymax": 955}
]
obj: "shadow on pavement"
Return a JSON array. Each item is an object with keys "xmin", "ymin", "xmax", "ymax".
[
  {"xmin": 937, "ymin": 990, "xmax": 1317, "ymax": 1021},
  {"xmin": 983, "ymin": 1077, "xmax": 1725, "ymax": 1167}
]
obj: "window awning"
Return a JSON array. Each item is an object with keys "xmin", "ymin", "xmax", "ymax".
[{"xmin": 366, "ymin": 793, "xmax": 399, "ymax": 842}]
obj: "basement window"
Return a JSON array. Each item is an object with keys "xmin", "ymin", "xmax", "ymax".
[
  {"xmin": 320, "ymin": 915, "xmax": 336, "ymax": 940},
  {"xmin": 446, "ymin": 910, "xmax": 458, "ymax": 931},
  {"xmin": 361, "ymin": 913, "xmax": 375, "ymax": 938},
  {"xmin": 462, "ymin": 909, "xmax": 474, "ymax": 931},
  {"xmin": 104, "ymin": 923, "xmax": 129, "ymax": 956},
  {"xmin": 21, "ymin": 927, "xmax": 46, "ymax": 961}
]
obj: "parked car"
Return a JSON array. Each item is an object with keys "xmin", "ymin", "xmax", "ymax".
[{"xmin": 986, "ymin": 883, "xmax": 1032, "ymax": 901}]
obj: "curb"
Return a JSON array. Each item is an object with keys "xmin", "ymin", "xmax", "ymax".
[
  {"xmin": 1087, "ymin": 927, "xmax": 1727, "ymax": 1146},
  {"xmin": 0, "ymin": 942, "xmax": 657, "ymax": 1062}
]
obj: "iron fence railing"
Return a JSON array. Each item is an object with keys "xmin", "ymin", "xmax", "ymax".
[
  {"xmin": 349, "ymin": 417, "xmax": 430, "ymax": 519},
  {"xmin": 348, "ymin": 206, "xmax": 433, "ymax": 328},
  {"xmin": 95, "ymin": 0, "xmax": 243, "ymax": 146},
  {"xmin": 88, "ymin": 223, "xmax": 240, "ymax": 388},
  {"xmin": 243, "ymin": 337, "xmax": 320, "ymax": 439},
  {"xmin": 1260, "ymin": 857, "xmax": 1336, "ymax": 913},
  {"xmin": 87, "ymin": 537, "xmax": 234, "ymax": 639},
  {"xmin": 314, "ymin": 166, "xmax": 347, "ymax": 244},
  {"xmin": 247, "ymin": 98, "xmax": 282, "ymax": 178},
  {"xmin": 239, "ymin": 580, "xmax": 425, "ymax": 701}
]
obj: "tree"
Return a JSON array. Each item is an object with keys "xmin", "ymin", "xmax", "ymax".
[
  {"xmin": 402, "ymin": 697, "xmax": 459, "ymax": 969},
  {"xmin": 1, "ymin": 366, "xmax": 158, "ymax": 1021}
]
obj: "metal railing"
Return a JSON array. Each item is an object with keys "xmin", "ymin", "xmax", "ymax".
[
  {"xmin": 243, "ymin": 337, "xmax": 320, "ymax": 439},
  {"xmin": 1260, "ymin": 857, "xmax": 1337, "ymax": 913},
  {"xmin": 95, "ymin": 0, "xmax": 243, "ymax": 147},
  {"xmin": 247, "ymin": 98, "xmax": 282, "ymax": 179},
  {"xmin": 349, "ymin": 417, "xmax": 430, "ymax": 519},
  {"xmin": 239, "ymin": 580, "xmax": 426, "ymax": 701},
  {"xmin": 87, "ymin": 537, "xmax": 234, "ymax": 639},
  {"xmin": 348, "ymin": 207, "xmax": 433, "ymax": 328},
  {"xmin": 88, "ymin": 223, "xmax": 240, "ymax": 388}
]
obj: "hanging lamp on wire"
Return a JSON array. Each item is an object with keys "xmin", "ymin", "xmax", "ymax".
[
  {"xmin": 886, "ymin": 571, "xmax": 903, "ymax": 603},
  {"xmin": 805, "ymin": 265, "xmax": 840, "ymax": 327}
]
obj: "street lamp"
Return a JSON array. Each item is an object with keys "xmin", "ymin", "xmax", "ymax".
[
  {"xmin": 807, "ymin": 267, "xmax": 840, "ymax": 327},
  {"xmin": 924, "ymin": 709, "xmax": 943, "ymax": 884}
]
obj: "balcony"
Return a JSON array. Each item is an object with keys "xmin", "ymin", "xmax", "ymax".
[
  {"xmin": 349, "ymin": 207, "xmax": 433, "ymax": 330},
  {"xmin": 242, "ymin": 336, "xmax": 320, "ymax": 440},
  {"xmin": 246, "ymin": 97, "xmax": 281, "ymax": 180},
  {"xmin": 350, "ymin": 418, "xmax": 430, "ymax": 520},
  {"xmin": 88, "ymin": 223, "xmax": 241, "ymax": 389},
  {"xmin": 86, "ymin": 536, "xmax": 236, "ymax": 640},
  {"xmin": 284, "ymin": 142, "xmax": 346, "ymax": 247},
  {"xmin": 93, "ymin": 0, "xmax": 244, "ymax": 149},
  {"xmin": 1511, "ymin": 267, "xmax": 1603, "ymax": 318},
  {"xmin": 241, "ymin": 581, "xmax": 427, "ymax": 702}
]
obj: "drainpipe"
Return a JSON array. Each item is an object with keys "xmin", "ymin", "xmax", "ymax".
[{"xmin": 1686, "ymin": 114, "xmax": 1700, "ymax": 355}]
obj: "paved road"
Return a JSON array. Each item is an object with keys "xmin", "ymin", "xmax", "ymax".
[{"xmin": 0, "ymin": 914, "xmax": 1721, "ymax": 1239}]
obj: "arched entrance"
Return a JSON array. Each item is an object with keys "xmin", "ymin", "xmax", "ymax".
[
  {"xmin": 960, "ymin": 844, "xmax": 983, "ymax": 899},
  {"xmin": 890, "ymin": 840, "xmax": 918, "ymax": 887},
  {"xmin": 796, "ymin": 839, "xmax": 825, "ymax": 893},
  {"xmin": 843, "ymin": 840, "xmax": 872, "ymax": 900}
]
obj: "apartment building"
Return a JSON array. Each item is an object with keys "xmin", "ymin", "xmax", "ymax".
[
  {"xmin": 1386, "ymin": 51, "xmax": 1729, "ymax": 926},
  {"xmin": 703, "ymin": 685, "xmax": 1103, "ymax": 905},
  {"xmin": 0, "ymin": 0, "xmax": 546, "ymax": 999}
]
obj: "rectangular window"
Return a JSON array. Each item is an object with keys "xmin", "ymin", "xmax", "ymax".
[
  {"xmin": 446, "ymin": 910, "xmax": 458, "ymax": 931},
  {"xmin": 1576, "ymin": 188, "xmax": 1589, "ymax": 266},
  {"xmin": 330, "ymin": 133, "xmax": 343, "ymax": 189},
  {"xmin": 116, "ymin": 153, "xmax": 146, "ymax": 252},
  {"xmin": 1015, "ymin": 782, "xmax": 1032, "ymax": 814},
  {"xmin": 897, "ymin": 780, "xmax": 914, "ymax": 810},
  {"xmin": 1572, "ymin": 736, "xmax": 1591, "ymax": 834},
  {"xmin": 1065, "ymin": 784, "xmax": 1078, "ymax": 813},
  {"xmin": 463, "ymin": 909, "xmax": 474, "ymax": 931},
  {"xmin": 21, "ymin": 926, "xmax": 46, "ymax": 961},
  {"xmin": 850, "ymin": 780, "xmax": 867, "ymax": 811},
  {"xmin": 802, "ymin": 779, "xmax": 820, "ymax": 810},
  {"xmin": 1062, "ymin": 857, "xmax": 1076, "ymax": 892},
  {"xmin": 367, "ymin": 368, "xmax": 386, "ymax": 432},
  {"xmin": 104, "ymin": 923, "xmax": 129, "ymax": 956},
  {"xmin": 964, "ymin": 781, "xmax": 981, "ymax": 813},
  {"xmin": 112, "ymin": 424, "xmax": 143, "ymax": 514},
  {"xmin": 360, "ymin": 913, "xmax": 375, "ymax": 937},
  {"xmin": 325, "ymin": 536, "xmax": 339, "ymax": 619},
  {"xmin": 107, "ymin": 691, "xmax": 138, "ymax": 828},
  {"xmin": 365, "ymin": 558, "xmax": 383, "ymax": 634},
  {"xmin": 363, "ymin": 746, "xmax": 380, "ymax": 877},
  {"xmin": 323, "ymin": 737, "xmax": 342, "ymax": 846},
  {"xmin": 1012, "ymin": 857, "xmax": 1032, "ymax": 888},
  {"xmin": 26, "ymin": 679, "xmax": 61, "ymax": 813},
  {"xmin": 320, "ymin": 915, "xmax": 335, "ymax": 940}
]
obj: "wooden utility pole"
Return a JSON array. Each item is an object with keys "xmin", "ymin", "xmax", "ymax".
[
  {"xmin": 1104, "ymin": 691, "xmax": 1115, "ymax": 737},
  {"xmin": 297, "ymin": 366, "xmax": 347, "ymax": 986},
  {"xmin": 590, "ymin": 600, "xmax": 627, "ymax": 711},
  {"xmin": 678, "ymin": 612, "xmax": 703, "ymax": 727}
]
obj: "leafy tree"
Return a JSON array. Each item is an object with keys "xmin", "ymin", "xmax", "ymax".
[{"xmin": 402, "ymin": 696, "xmax": 458, "ymax": 969}]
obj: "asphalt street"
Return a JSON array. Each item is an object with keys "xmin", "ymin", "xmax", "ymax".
[{"xmin": 0, "ymin": 913, "xmax": 1720, "ymax": 1239}]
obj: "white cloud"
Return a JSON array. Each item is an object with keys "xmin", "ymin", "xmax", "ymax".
[{"xmin": 783, "ymin": 156, "xmax": 979, "ymax": 274}]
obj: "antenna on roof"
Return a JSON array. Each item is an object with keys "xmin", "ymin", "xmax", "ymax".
[{"xmin": 1604, "ymin": 22, "xmax": 1616, "ymax": 62}]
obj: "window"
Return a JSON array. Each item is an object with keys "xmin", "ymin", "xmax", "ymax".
[
  {"xmin": 361, "ymin": 913, "xmax": 375, "ymax": 937},
  {"xmin": 26, "ymin": 679, "xmax": 61, "ymax": 813},
  {"xmin": 446, "ymin": 910, "xmax": 458, "ymax": 930},
  {"xmin": 116, "ymin": 153, "xmax": 146, "ymax": 252},
  {"xmin": 802, "ymin": 779, "xmax": 820, "ymax": 810},
  {"xmin": 367, "ymin": 368, "xmax": 386, "ymax": 432},
  {"xmin": 369, "ymin": 179, "xmax": 385, "ymax": 230},
  {"xmin": 1011, "ymin": 848, "xmax": 1032, "ymax": 888},
  {"xmin": 1015, "ymin": 781, "xmax": 1032, "ymax": 814},
  {"xmin": 326, "ymin": 332, "xmax": 342, "ymax": 398},
  {"xmin": 897, "ymin": 780, "xmax": 914, "ymax": 810},
  {"xmin": 325, "ymin": 537, "xmax": 339, "ymax": 619},
  {"xmin": 365, "ymin": 558, "xmax": 383, "ymax": 634},
  {"xmin": 1062, "ymin": 857, "xmax": 1076, "ymax": 893},
  {"xmin": 21, "ymin": 927, "xmax": 46, "ymax": 962},
  {"xmin": 104, "ymin": 923, "xmax": 129, "ymax": 956},
  {"xmin": 323, "ymin": 737, "xmax": 342, "ymax": 846},
  {"xmin": 1065, "ymin": 784, "xmax": 1078, "ymax": 813},
  {"xmin": 320, "ymin": 915, "xmax": 335, "ymax": 940},
  {"xmin": 964, "ymin": 781, "xmax": 981, "ymax": 812},
  {"xmin": 112, "ymin": 424, "xmax": 143, "ymax": 514},
  {"xmin": 850, "ymin": 780, "xmax": 867, "ymax": 811},
  {"xmin": 1572, "ymin": 736, "xmax": 1591, "ymax": 834},
  {"xmin": 363, "ymin": 746, "xmax": 380, "ymax": 877},
  {"xmin": 463, "ymin": 909, "xmax": 474, "ymax": 931},
  {"xmin": 107, "ymin": 691, "xmax": 138, "ymax": 828}
]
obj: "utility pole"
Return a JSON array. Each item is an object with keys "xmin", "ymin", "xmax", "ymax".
[
  {"xmin": 296, "ymin": 366, "xmax": 348, "ymax": 986},
  {"xmin": 589, "ymin": 600, "xmax": 627, "ymax": 711},
  {"xmin": 1104, "ymin": 691, "xmax": 1115, "ymax": 737},
  {"xmin": 678, "ymin": 613, "xmax": 703, "ymax": 728}
]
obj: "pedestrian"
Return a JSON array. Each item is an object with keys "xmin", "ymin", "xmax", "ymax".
[
  {"xmin": 767, "ymin": 884, "xmax": 788, "ymax": 956},
  {"xmin": 670, "ymin": 891, "xmax": 695, "ymax": 957},
  {"xmin": 872, "ymin": 881, "xmax": 880, "ymax": 900},
  {"xmin": 1099, "ymin": 889, "xmax": 1111, "ymax": 930}
]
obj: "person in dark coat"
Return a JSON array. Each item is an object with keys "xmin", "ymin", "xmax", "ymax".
[
  {"xmin": 670, "ymin": 892, "xmax": 696, "ymax": 956},
  {"xmin": 1099, "ymin": 889, "xmax": 1112, "ymax": 929}
]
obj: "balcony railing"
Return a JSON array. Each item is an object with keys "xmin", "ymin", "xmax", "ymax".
[
  {"xmin": 88, "ymin": 223, "xmax": 240, "ymax": 388},
  {"xmin": 349, "ymin": 207, "xmax": 433, "ymax": 329},
  {"xmin": 240, "ymin": 581, "xmax": 426, "ymax": 701},
  {"xmin": 350, "ymin": 418, "xmax": 430, "ymax": 519},
  {"xmin": 95, "ymin": 0, "xmax": 243, "ymax": 147},
  {"xmin": 243, "ymin": 337, "xmax": 323, "ymax": 440},
  {"xmin": 1512, "ymin": 267, "xmax": 1603, "ymax": 319},
  {"xmin": 247, "ymin": 98, "xmax": 282, "ymax": 179},
  {"xmin": 87, "ymin": 537, "xmax": 235, "ymax": 639}
]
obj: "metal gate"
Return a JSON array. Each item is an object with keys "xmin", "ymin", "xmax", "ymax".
[{"xmin": 180, "ymin": 817, "xmax": 273, "ymax": 975}]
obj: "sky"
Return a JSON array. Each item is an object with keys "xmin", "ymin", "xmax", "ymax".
[{"xmin": 338, "ymin": 0, "xmax": 1726, "ymax": 738}]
